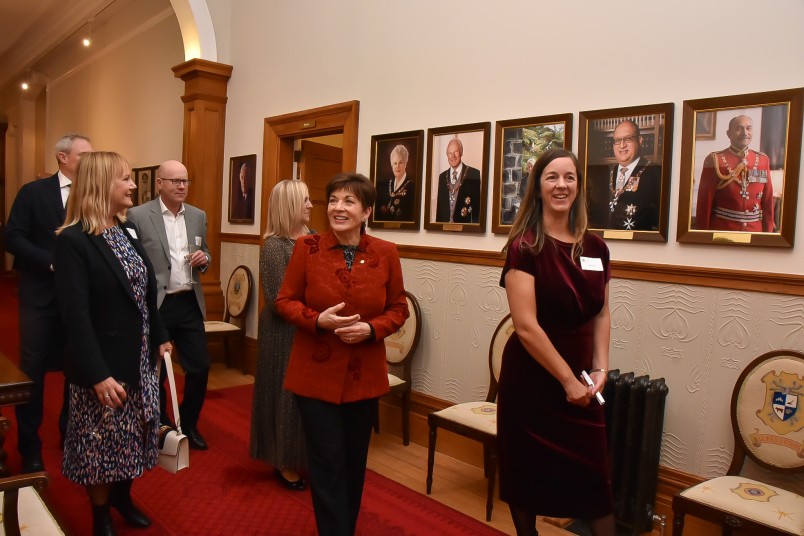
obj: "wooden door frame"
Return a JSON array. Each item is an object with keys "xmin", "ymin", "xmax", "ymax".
[{"xmin": 260, "ymin": 100, "xmax": 360, "ymax": 229}]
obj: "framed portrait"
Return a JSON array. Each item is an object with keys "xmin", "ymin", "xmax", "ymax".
[
  {"xmin": 424, "ymin": 122, "xmax": 491, "ymax": 233},
  {"xmin": 491, "ymin": 113, "xmax": 573, "ymax": 234},
  {"xmin": 677, "ymin": 88, "xmax": 803, "ymax": 247},
  {"xmin": 228, "ymin": 154, "xmax": 257, "ymax": 224},
  {"xmin": 368, "ymin": 130, "xmax": 424, "ymax": 230},
  {"xmin": 579, "ymin": 103, "xmax": 674, "ymax": 242},
  {"xmin": 132, "ymin": 165, "xmax": 158, "ymax": 206}
]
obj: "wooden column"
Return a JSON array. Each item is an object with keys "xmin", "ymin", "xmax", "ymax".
[{"xmin": 172, "ymin": 58, "xmax": 233, "ymax": 321}]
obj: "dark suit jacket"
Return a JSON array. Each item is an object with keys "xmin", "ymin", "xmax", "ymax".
[
  {"xmin": 587, "ymin": 158, "xmax": 661, "ymax": 231},
  {"xmin": 6, "ymin": 173, "xmax": 64, "ymax": 309},
  {"xmin": 54, "ymin": 221, "xmax": 169, "ymax": 388},
  {"xmin": 435, "ymin": 165, "xmax": 481, "ymax": 224},
  {"xmin": 126, "ymin": 198, "xmax": 211, "ymax": 316},
  {"xmin": 276, "ymin": 231, "xmax": 409, "ymax": 404}
]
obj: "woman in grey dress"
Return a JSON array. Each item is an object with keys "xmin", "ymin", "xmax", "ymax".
[{"xmin": 250, "ymin": 179, "xmax": 313, "ymax": 490}]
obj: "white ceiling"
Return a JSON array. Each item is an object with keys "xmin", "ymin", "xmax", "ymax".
[{"xmin": 0, "ymin": 0, "xmax": 118, "ymax": 90}]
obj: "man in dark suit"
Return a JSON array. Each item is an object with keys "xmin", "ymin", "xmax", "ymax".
[
  {"xmin": 6, "ymin": 133, "xmax": 92, "ymax": 472},
  {"xmin": 127, "ymin": 160, "xmax": 212, "ymax": 450},
  {"xmin": 435, "ymin": 138, "xmax": 481, "ymax": 224},
  {"xmin": 587, "ymin": 119, "xmax": 661, "ymax": 231},
  {"xmin": 232, "ymin": 162, "xmax": 254, "ymax": 221}
]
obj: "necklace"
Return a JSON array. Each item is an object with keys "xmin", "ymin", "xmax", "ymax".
[{"xmin": 608, "ymin": 161, "xmax": 651, "ymax": 212}]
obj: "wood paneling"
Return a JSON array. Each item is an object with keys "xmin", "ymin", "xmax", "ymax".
[{"xmin": 395, "ymin": 244, "xmax": 804, "ymax": 296}]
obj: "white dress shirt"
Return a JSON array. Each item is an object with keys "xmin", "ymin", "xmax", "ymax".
[{"xmin": 159, "ymin": 197, "xmax": 193, "ymax": 292}]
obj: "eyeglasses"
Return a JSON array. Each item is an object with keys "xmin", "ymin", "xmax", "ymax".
[
  {"xmin": 159, "ymin": 178, "xmax": 192, "ymax": 186},
  {"xmin": 612, "ymin": 135, "xmax": 638, "ymax": 146}
]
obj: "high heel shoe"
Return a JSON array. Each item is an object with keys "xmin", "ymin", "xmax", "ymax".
[{"xmin": 274, "ymin": 467, "xmax": 307, "ymax": 491}]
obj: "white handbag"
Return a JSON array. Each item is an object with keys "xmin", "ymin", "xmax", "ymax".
[{"xmin": 157, "ymin": 352, "xmax": 190, "ymax": 473}]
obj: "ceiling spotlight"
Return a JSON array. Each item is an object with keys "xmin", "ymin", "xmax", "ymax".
[
  {"xmin": 82, "ymin": 37, "xmax": 91, "ymax": 47},
  {"xmin": 20, "ymin": 81, "xmax": 29, "ymax": 91}
]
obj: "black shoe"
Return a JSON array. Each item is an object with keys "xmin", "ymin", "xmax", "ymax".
[
  {"xmin": 109, "ymin": 481, "xmax": 151, "ymax": 528},
  {"xmin": 22, "ymin": 453, "xmax": 44, "ymax": 473},
  {"xmin": 274, "ymin": 468, "xmax": 307, "ymax": 491},
  {"xmin": 185, "ymin": 428, "xmax": 208, "ymax": 450},
  {"xmin": 92, "ymin": 504, "xmax": 117, "ymax": 536}
]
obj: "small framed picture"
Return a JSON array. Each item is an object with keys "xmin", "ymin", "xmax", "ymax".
[
  {"xmin": 132, "ymin": 165, "xmax": 158, "ymax": 206},
  {"xmin": 424, "ymin": 122, "xmax": 490, "ymax": 233},
  {"xmin": 677, "ymin": 88, "xmax": 803, "ymax": 247},
  {"xmin": 368, "ymin": 130, "xmax": 424, "ymax": 230},
  {"xmin": 579, "ymin": 103, "xmax": 674, "ymax": 242},
  {"xmin": 491, "ymin": 114, "xmax": 573, "ymax": 234},
  {"xmin": 228, "ymin": 154, "xmax": 257, "ymax": 224}
]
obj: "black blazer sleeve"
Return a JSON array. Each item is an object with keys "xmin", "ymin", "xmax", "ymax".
[{"xmin": 54, "ymin": 223, "xmax": 170, "ymax": 388}]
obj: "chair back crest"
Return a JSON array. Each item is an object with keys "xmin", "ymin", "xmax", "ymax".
[
  {"xmin": 731, "ymin": 349, "xmax": 804, "ymax": 474},
  {"xmin": 384, "ymin": 291, "xmax": 421, "ymax": 366},
  {"xmin": 225, "ymin": 265, "xmax": 253, "ymax": 320},
  {"xmin": 487, "ymin": 314, "xmax": 514, "ymax": 402}
]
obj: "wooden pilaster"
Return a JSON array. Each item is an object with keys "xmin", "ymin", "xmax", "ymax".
[{"xmin": 172, "ymin": 58, "xmax": 233, "ymax": 321}]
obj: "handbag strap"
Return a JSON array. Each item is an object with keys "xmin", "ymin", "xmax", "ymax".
[{"xmin": 158, "ymin": 352, "xmax": 183, "ymax": 434}]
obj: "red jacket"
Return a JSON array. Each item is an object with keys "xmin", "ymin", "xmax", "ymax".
[{"xmin": 276, "ymin": 231, "xmax": 409, "ymax": 403}]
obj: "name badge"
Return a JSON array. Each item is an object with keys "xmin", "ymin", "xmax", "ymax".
[
  {"xmin": 580, "ymin": 256, "xmax": 603, "ymax": 271},
  {"xmin": 126, "ymin": 227, "xmax": 138, "ymax": 239}
]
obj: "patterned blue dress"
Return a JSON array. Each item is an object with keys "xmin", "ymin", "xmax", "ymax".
[{"xmin": 62, "ymin": 226, "xmax": 160, "ymax": 485}]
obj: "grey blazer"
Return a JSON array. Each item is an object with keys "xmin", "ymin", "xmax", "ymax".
[{"xmin": 127, "ymin": 198, "xmax": 211, "ymax": 317}]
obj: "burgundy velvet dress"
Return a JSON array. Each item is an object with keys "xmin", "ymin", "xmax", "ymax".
[{"xmin": 498, "ymin": 231, "xmax": 614, "ymax": 518}]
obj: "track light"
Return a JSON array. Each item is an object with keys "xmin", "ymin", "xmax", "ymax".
[
  {"xmin": 83, "ymin": 18, "xmax": 94, "ymax": 47},
  {"xmin": 20, "ymin": 81, "xmax": 29, "ymax": 91}
]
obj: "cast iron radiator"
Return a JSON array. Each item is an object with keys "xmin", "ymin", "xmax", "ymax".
[{"xmin": 602, "ymin": 370, "xmax": 669, "ymax": 535}]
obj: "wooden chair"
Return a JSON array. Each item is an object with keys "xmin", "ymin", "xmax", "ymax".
[
  {"xmin": 426, "ymin": 314, "xmax": 513, "ymax": 522},
  {"xmin": 0, "ymin": 471, "xmax": 61, "ymax": 536},
  {"xmin": 672, "ymin": 349, "xmax": 804, "ymax": 535},
  {"xmin": 376, "ymin": 291, "xmax": 422, "ymax": 446},
  {"xmin": 204, "ymin": 265, "xmax": 253, "ymax": 370}
]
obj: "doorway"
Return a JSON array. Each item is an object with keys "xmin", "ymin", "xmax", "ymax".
[{"xmin": 259, "ymin": 100, "xmax": 360, "ymax": 306}]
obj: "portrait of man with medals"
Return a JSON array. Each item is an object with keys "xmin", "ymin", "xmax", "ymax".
[
  {"xmin": 694, "ymin": 115, "xmax": 775, "ymax": 232},
  {"xmin": 587, "ymin": 119, "xmax": 661, "ymax": 231}
]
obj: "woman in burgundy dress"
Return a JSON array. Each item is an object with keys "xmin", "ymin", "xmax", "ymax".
[{"xmin": 498, "ymin": 148, "xmax": 614, "ymax": 536}]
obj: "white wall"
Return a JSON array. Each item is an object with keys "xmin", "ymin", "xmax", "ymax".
[
  {"xmin": 212, "ymin": 0, "xmax": 803, "ymax": 276},
  {"xmin": 42, "ymin": 5, "xmax": 184, "ymax": 170}
]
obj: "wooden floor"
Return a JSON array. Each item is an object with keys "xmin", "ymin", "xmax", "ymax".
[{"xmin": 207, "ymin": 364, "xmax": 573, "ymax": 536}]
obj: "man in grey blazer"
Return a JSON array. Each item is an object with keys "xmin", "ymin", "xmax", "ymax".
[{"xmin": 127, "ymin": 160, "xmax": 212, "ymax": 450}]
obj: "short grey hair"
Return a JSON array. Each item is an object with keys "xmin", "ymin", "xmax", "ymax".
[
  {"xmin": 390, "ymin": 144, "xmax": 409, "ymax": 162},
  {"xmin": 54, "ymin": 134, "xmax": 91, "ymax": 160}
]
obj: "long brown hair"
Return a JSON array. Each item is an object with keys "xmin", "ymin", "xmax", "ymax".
[{"xmin": 504, "ymin": 148, "xmax": 588, "ymax": 259}]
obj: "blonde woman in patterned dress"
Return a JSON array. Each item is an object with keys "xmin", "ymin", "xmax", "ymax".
[
  {"xmin": 250, "ymin": 179, "xmax": 313, "ymax": 490},
  {"xmin": 54, "ymin": 152, "xmax": 172, "ymax": 536}
]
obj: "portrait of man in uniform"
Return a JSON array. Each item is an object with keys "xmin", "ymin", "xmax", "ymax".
[
  {"xmin": 677, "ymin": 88, "xmax": 803, "ymax": 247},
  {"xmin": 693, "ymin": 112, "xmax": 778, "ymax": 232}
]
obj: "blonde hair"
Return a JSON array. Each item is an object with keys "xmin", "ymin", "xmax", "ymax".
[
  {"xmin": 58, "ymin": 152, "xmax": 130, "ymax": 235},
  {"xmin": 263, "ymin": 179, "xmax": 310, "ymax": 239},
  {"xmin": 504, "ymin": 148, "xmax": 588, "ymax": 260}
]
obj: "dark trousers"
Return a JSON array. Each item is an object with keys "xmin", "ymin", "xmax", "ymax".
[
  {"xmin": 15, "ymin": 305, "xmax": 69, "ymax": 457},
  {"xmin": 296, "ymin": 395, "xmax": 377, "ymax": 536},
  {"xmin": 158, "ymin": 291, "xmax": 209, "ymax": 431}
]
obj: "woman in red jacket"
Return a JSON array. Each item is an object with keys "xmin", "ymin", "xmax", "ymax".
[{"xmin": 276, "ymin": 173, "xmax": 408, "ymax": 536}]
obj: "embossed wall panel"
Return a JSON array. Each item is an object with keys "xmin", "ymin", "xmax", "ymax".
[{"xmin": 397, "ymin": 260, "xmax": 804, "ymax": 482}]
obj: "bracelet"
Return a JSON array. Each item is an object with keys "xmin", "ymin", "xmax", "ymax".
[{"xmin": 589, "ymin": 368, "xmax": 607, "ymax": 375}]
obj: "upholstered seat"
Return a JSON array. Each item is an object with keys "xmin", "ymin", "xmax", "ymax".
[
  {"xmin": 426, "ymin": 314, "xmax": 512, "ymax": 522},
  {"xmin": 204, "ymin": 265, "xmax": 252, "ymax": 370},
  {"xmin": 377, "ymin": 291, "xmax": 422, "ymax": 445},
  {"xmin": 673, "ymin": 349, "xmax": 804, "ymax": 535},
  {"xmin": 0, "ymin": 472, "xmax": 62, "ymax": 536}
]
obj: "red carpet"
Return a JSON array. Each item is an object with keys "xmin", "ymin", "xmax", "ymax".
[{"xmin": 0, "ymin": 275, "xmax": 504, "ymax": 535}]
